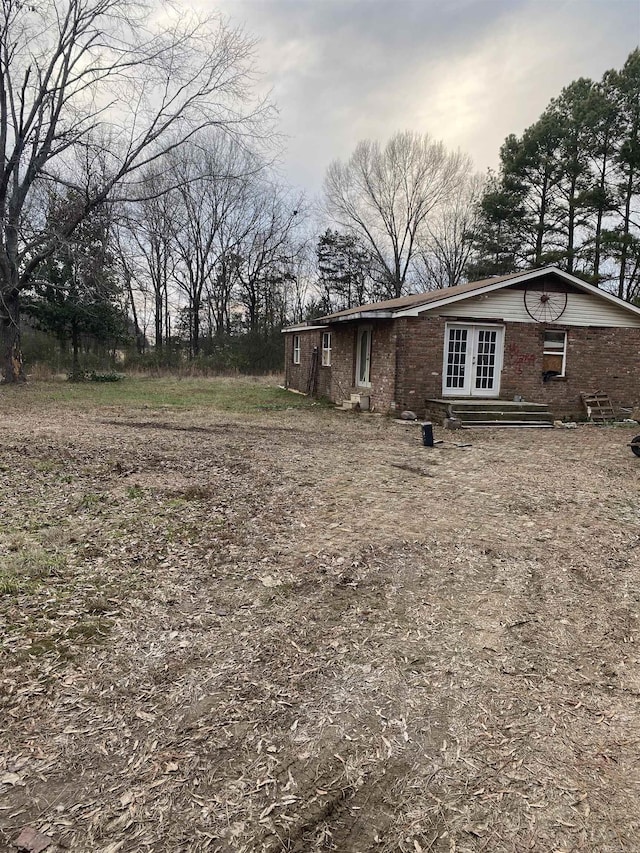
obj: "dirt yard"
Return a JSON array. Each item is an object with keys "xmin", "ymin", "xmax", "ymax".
[{"xmin": 2, "ymin": 378, "xmax": 640, "ymax": 853}]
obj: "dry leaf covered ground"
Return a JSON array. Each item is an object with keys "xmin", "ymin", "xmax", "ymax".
[{"xmin": 2, "ymin": 376, "xmax": 640, "ymax": 853}]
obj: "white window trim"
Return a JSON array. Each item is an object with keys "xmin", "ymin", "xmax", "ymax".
[
  {"xmin": 293, "ymin": 334, "xmax": 301, "ymax": 365},
  {"xmin": 321, "ymin": 332, "xmax": 332, "ymax": 366},
  {"xmin": 543, "ymin": 330, "xmax": 567, "ymax": 377}
]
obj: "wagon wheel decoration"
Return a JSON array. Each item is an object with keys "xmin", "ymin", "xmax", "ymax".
[{"xmin": 523, "ymin": 283, "xmax": 568, "ymax": 322}]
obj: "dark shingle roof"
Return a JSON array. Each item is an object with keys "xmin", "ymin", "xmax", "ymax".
[{"xmin": 318, "ymin": 270, "xmax": 534, "ymax": 321}]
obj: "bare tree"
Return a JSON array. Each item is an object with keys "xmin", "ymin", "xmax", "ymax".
[
  {"xmin": 169, "ymin": 135, "xmax": 263, "ymax": 357},
  {"xmin": 233, "ymin": 184, "xmax": 304, "ymax": 333},
  {"xmin": 0, "ymin": 0, "xmax": 268, "ymax": 382},
  {"xmin": 324, "ymin": 131, "xmax": 471, "ymax": 298},
  {"xmin": 287, "ymin": 242, "xmax": 316, "ymax": 324},
  {"xmin": 414, "ymin": 172, "xmax": 487, "ymax": 290},
  {"xmin": 119, "ymin": 134, "xmax": 304, "ymax": 360},
  {"xmin": 122, "ymin": 170, "xmax": 181, "ymax": 354}
]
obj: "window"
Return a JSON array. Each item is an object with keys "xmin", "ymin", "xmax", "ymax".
[
  {"xmin": 321, "ymin": 332, "xmax": 332, "ymax": 366},
  {"xmin": 293, "ymin": 334, "xmax": 300, "ymax": 365},
  {"xmin": 543, "ymin": 330, "xmax": 566, "ymax": 377}
]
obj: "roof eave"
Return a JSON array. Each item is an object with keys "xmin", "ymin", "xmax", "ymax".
[
  {"xmin": 281, "ymin": 324, "xmax": 327, "ymax": 333},
  {"xmin": 319, "ymin": 310, "xmax": 395, "ymax": 324}
]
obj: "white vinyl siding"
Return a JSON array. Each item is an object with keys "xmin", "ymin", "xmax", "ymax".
[{"xmin": 435, "ymin": 288, "xmax": 640, "ymax": 328}]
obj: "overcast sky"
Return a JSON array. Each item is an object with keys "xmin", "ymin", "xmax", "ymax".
[{"xmin": 212, "ymin": 0, "xmax": 640, "ymax": 197}]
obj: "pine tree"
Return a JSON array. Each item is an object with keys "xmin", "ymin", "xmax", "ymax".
[
  {"xmin": 548, "ymin": 79, "xmax": 596, "ymax": 275},
  {"xmin": 316, "ymin": 230, "xmax": 376, "ymax": 311},
  {"xmin": 24, "ymin": 194, "xmax": 128, "ymax": 376},
  {"xmin": 607, "ymin": 49, "xmax": 640, "ymax": 299},
  {"xmin": 464, "ymin": 172, "xmax": 524, "ymax": 279},
  {"xmin": 467, "ymin": 49, "xmax": 640, "ymax": 298}
]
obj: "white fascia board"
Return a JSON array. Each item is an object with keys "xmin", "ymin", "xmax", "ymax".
[
  {"xmin": 325, "ymin": 310, "xmax": 394, "ymax": 323},
  {"xmin": 391, "ymin": 266, "xmax": 640, "ymax": 320},
  {"xmin": 281, "ymin": 324, "xmax": 326, "ymax": 333}
]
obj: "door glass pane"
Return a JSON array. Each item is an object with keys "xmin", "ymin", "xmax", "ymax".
[
  {"xmin": 475, "ymin": 330, "xmax": 497, "ymax": 390},
  {"xmin": 358, "ymin": 330, "xmax": 369, "ymax": 384},
  {"xmin": 446, "ymin": 328, "xmax": 467, "ymax": 389}
]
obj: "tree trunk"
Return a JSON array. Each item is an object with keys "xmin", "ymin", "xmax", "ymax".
[
  {"xmin": 1, "ymin": 289, "xmax": 26, "ymax": 383},
  {"xmin": 565, "ymin": 172, "xmax": 578, "ymax": 275},
  {"xmin": 592, "ymin": 140, "xmax": 610, "ymax": 284},
  {"xmin": 71, "ymin": 319, "xmax": 81, "ymax": 377},
  {"xmin": 534, "ymin": 171, "xmax": 549, "ymax": 267},
  {"xmin": 192, "ymin": 296, "xmax": 201, "ymax": 357},
  {"xmin": 125, "ymin": 270, "xmax": 145, "ymax": 355},
  {"xmin": 155, "ymin": 290, "xmax": 163, "ymax": 351},
  {"xmin": 618, "ymin": 168, "xmax": 634, "ymax": 299}
]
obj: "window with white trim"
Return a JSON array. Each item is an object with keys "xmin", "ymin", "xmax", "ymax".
[
  {"xmin": 321, "ymin": 331, "xmax": 332, "ymax": 366},
  {"xmin": 543, "ymin": 330, "xmax": 566, "ymax": 377},
  {"xmin": 293, "ymin": 334, "xmax": 301, "ymax": 364}
]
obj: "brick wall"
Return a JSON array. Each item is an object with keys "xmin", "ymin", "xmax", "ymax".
[
  {"xmin": 326, "ymin": 325, "xmax": 354, "ymax": 404},
  {"xmin": 329, "ymin": 321, "xmax": 397, "ymax": 411},
  {"xmin": 288, "ymin": 317, "xmax": 640, "ymax": 418},
  {"xmin": 395, "ymin": 316, "xmax": 640, "ymax": 419},
  {"xmin": 395, "ymin": 315, "xmax": 448, "ymax": 413},
  {"xmin": 368, "ymin": 321, "xmax": 397, "ymax": 411},
  {"xmin": 284, "ymin": 329, "xmax": 329, "ymax": 397},
  {"xmin": 501, "ymin": 323, "xmax": 640, "ymax": 418}
]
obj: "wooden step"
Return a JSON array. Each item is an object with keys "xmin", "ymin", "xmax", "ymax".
[
  {"xmin": 450, "ymin": 401, "xmax": 550, "ymax": 413},
  {"xmin": 451, "ymin": 409, "xmax": 554, "ymax": 424},
  {"xmin": 461, "ymin": 420, "xmax": 554, "ymax": 429}
]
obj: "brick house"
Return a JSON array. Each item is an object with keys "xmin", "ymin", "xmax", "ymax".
[{"xmin": 283, "ymin": 266, "xmax": 640, "ymax": 420}]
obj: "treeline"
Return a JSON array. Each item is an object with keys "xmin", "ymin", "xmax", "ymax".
[
  {"xmin": 317, "ymin": 50, "xmax": 640, "ymax": 313},
  {"xmin": 3, "ymin": 1, "xmax": 639, "ymax": 382},
  {"xmin": 469, "ymin": 49, "xmax": 640, "ymax": 300},
  {"xmin": 26, "ymin": 136, "xmax": 311, "ymax": 375},
  {"xmin": 1, "ymin": 0, "xmax": 305, "ymax": 381}
]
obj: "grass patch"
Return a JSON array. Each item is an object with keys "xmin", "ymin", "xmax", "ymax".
[
  {"xmin": 76, "ymin": 491, "xmax": 110, "ymax": 510},
  {"xmin": 0, "ymin": 548, "xmax": 67, "ymax": 597},
  {"xmin": 65, "ymin": 618, "xmax": 114, "ymax": 641},
  {"xmin": 0, "ymin": 376, "xmax": 330, "ymax": 414},
  {"xmin": 18, "ymin": 618, "xmax": 115, "ymax": 660}
]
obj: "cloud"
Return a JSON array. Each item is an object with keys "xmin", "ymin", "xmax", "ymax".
[{"xmin": 210, "ymin": 0, "xmax": 640, "ymax": 194}]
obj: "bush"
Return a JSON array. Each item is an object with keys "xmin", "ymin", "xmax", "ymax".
[
  {"xmin": 89, "ymin": 370, "xmax": 124, "ymax": 382},
  {"xmin": 68, "ymin": 369, "xmax": 124, "ymax": 383},
  {"xmin": 123, "ymin": 332, "xmax": 285, "ymax": 376}
]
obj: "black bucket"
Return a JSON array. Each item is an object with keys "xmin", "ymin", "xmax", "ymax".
[{"xmin": 421, "ymin": 422, "xmax": 434, "ymax": 447}]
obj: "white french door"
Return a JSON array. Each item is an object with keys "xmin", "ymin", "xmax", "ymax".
[{"xmin": 442, "ymin": 324, "xmax": 504, "ymax": 397}]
